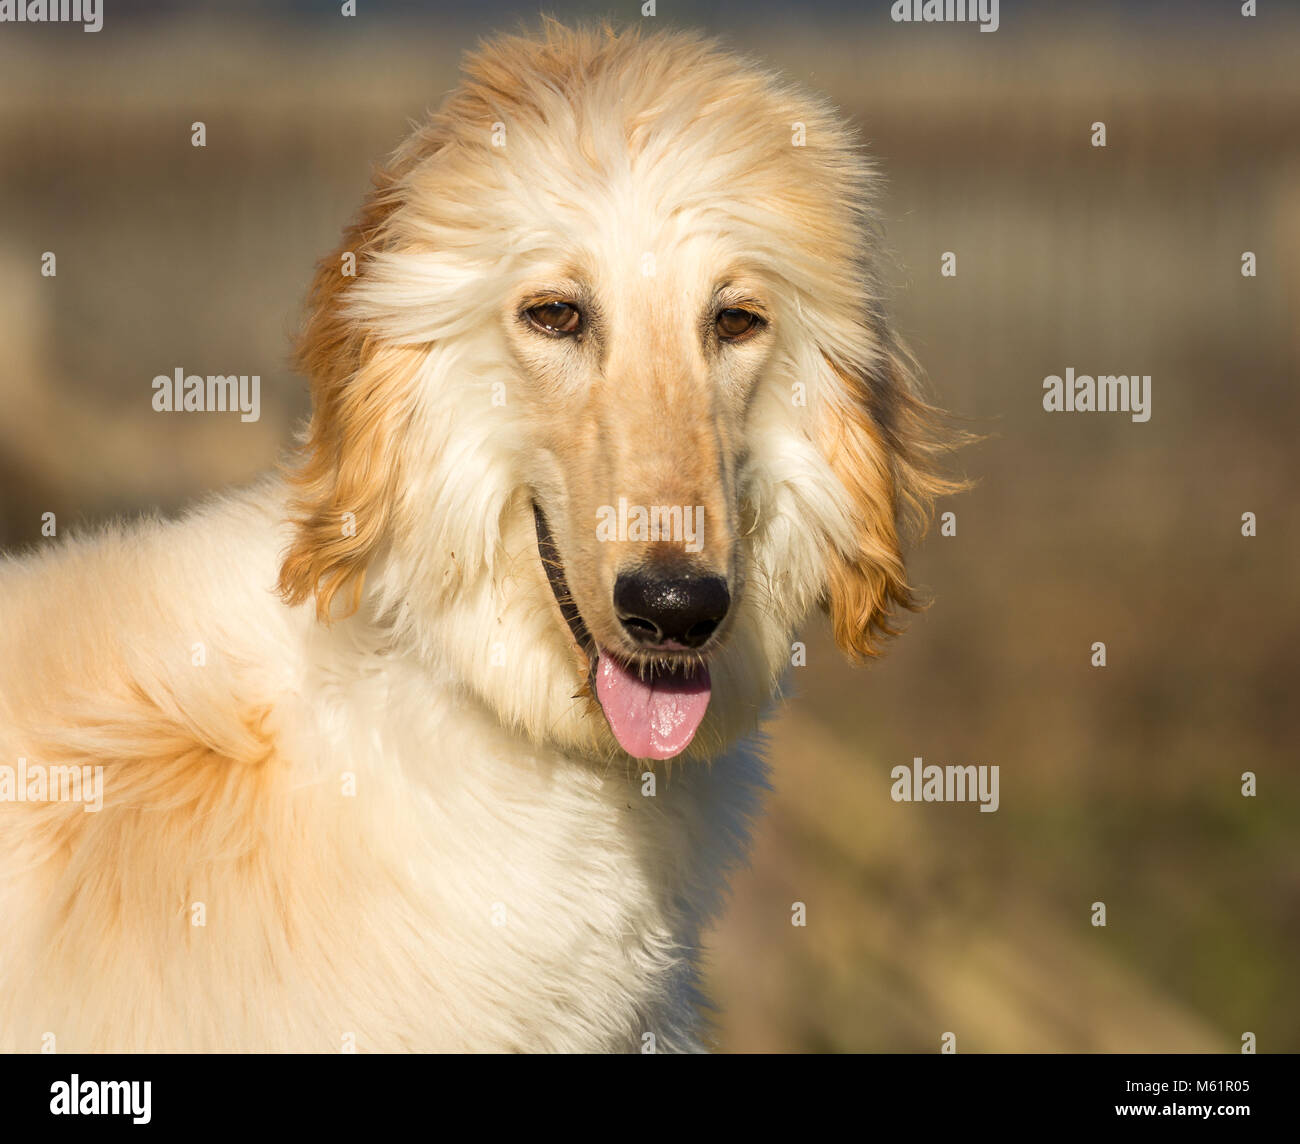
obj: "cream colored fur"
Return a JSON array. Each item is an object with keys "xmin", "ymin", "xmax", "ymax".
[{"xmin": 0, "ymin": 23, "xmax": 952, "ymax": 1052}]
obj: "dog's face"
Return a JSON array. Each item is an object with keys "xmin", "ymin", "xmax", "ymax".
[
  {"xmin": 505, "ymin": 238, "xmax": 774, "ymax": 758},
  {"xmin": 278, "ymin": 24, "xmax": 953, "ymax": 763}
]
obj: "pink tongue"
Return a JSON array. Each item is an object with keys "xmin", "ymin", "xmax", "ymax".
[{"xmin": 594, "ymin": 655, "xmax": 711, "ymax": 760}]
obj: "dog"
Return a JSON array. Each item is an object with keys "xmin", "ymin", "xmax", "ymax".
[{"xmin": 0, "ymin": 21, "xmax": 956, "ymax": 1052}]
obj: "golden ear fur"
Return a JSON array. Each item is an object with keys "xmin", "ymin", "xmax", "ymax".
[
  {"xmin": 820, "ymin": 334, "xmax": 967, "ymax": 661},
  {"xmin": 277, "ymin": 165, "xmax": 424, "ymax": 621}
]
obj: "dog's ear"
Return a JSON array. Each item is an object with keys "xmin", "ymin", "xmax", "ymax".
[
  {"xmin": 277, "ymin": 171, "xmax": 421, "ymax": 622},
  {"xmin": 817, "ymin": 328, "xmax": 962, "ymax": 661}
]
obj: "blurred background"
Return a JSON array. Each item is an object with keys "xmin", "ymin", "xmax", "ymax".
[{"xmin": 0, "ymin": 0, "xmax": 1296, "ymax": 1051}]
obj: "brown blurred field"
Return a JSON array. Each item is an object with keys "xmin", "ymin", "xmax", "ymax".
[{"xmin": 1, "ymin": 9, "xmax": 1296, "ymax": 1052}]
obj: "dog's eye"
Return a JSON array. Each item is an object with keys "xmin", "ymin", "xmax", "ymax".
[
  {"xmin": 715, "ymin": 308, "xmax": 763, "ymax": 342},
  {"xmin": 525, "ymin": 302, "xmax": 582, "ymax": 336}
]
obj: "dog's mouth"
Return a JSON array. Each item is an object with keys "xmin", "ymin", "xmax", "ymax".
[{"xmin": 533, "ymin": 502, "xmax": 712, "ymax": 761}]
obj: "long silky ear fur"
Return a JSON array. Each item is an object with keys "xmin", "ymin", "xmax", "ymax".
[
  {"xmin": 821, "ymin": 323, "xmax": 970, "ymax": 662},
  {"xmin": 277, "ymin": 162, "xmax": 422, "ymax": 621}
]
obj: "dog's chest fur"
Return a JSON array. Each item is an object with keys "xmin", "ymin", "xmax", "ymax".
[{"xmin": 266, "ymin": 650, "xmax": 766, "ymax": 1053}]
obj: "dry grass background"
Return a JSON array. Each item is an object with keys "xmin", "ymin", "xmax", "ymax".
[{"xmin": 0, "ymin": 6, "xmax": 1295, "ymax": 1051}]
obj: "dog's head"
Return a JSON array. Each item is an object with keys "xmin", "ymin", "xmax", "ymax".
[{"xmin": 279, "ymin": 22, "xmax": 958, "ymax": 763}]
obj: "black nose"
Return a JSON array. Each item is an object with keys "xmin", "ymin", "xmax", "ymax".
[{"xmin": 614, "ymin": 572, "xmax": 730, "ymax": 650}]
